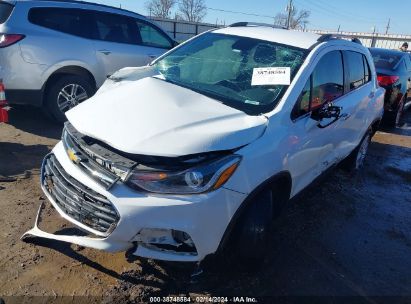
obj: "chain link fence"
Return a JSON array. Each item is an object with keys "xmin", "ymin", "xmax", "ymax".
[{"xmin": 149, "ymin": 17, "xmax": 220, "ymax": 42}]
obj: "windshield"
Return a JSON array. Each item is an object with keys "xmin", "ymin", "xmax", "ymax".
[{"xmin": 154, "ymin": 33, "xmax": 307, "ymax": 115}]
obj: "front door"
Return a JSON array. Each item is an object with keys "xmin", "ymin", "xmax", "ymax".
[
  {"xmin": 91, "ymin": 12, "xmax": 173, "ymax": 78},
  {"xmin": 289, "ymin": 50, "xmax": 345, "ymax": 194}
]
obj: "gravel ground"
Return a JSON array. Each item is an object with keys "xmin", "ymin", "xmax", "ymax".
[{"xmin": 0, "ymin": 106, "xmax": 410, "ymax": 304}]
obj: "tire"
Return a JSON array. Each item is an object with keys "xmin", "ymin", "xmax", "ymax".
[
  {"xmin": 341, "ymin": 129, "xmax": 371, "ymax": 173},
  {"xmin": 230, "ymin": 187, "xmax": 278, "ymax": 264},
  {"xmin": 45, "ymin": 75, "xmax": 95, "ymax": 123},
  {"xmin": 394, "ymin": 97, "xmax": 405, "ymax": 127}
]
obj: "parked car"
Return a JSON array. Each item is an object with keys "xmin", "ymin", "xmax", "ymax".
[
  {"xmin": 369, "ymin": 47, "xmax": 411, "ymax": 126},
  {"xmin": 23, "ymin": 23, "xmax": 384, "ymax": 263},
  {"xmin": 0, "ymin": 0, "xmax": 176, "ymax": 122}
]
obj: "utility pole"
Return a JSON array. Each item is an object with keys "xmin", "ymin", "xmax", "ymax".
[
  {"xmin": 371, "ymin": 25, "xmax": 377, "ymax": 47},
  {"xmin": 385, "ymin": 18, "xmax": 390, "ymax": 34},
  {"xmin": 337, "ymin": 25, "xmax": 341, "ymax": 33},
  {"xmin": 286, "ymin": 0, "xmax": 294, "ymax": 29}
]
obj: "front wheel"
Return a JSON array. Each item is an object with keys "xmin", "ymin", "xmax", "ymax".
[
  {"xmin": 226, "ymin": 185, "xmax": 288, "ymax": 266},
  {"xmin": 45, "ymin": 75, "xmax": 95, "ymax": 123}
]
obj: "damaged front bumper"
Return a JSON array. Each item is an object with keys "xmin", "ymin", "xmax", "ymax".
[{"xmin": 22, "ymin": 142, "xmax": 247, "ymax": 262}]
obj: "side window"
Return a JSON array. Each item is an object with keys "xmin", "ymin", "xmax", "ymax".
[
  {"xmin": 345, "ymin": 51, "xmax": 366, "ymax": 90},
  {"xmin": 28, "ymin": 8, "xmax": 91, "ymax": 38},
  {"xmin": 292, "ymin": 51, "xmax": 344, "ymax": 119},
  {"xmin": 136, "ymin": 21, "xmax": 172, "ymax": 49},
  {"xmin": 292, "ymin": 77, "xmax": 311, "ymax": 117},
  {"xmin": 93, "ymin": 12, "xmax": 137, "ymax": 44},
  {"xmin": 363, "ymin": 55, "xmax": 371, "ymax": 83},
  {"xmin": 311, "ymin": 51, "xmax": 344, "ymax": 109}
]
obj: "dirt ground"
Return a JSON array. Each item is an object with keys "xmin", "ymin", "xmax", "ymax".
[{"xmin": 0, "ymin": 106, "xmax": 411, "ymax": 304}]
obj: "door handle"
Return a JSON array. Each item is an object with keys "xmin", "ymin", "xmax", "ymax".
[
  {"xmin": 148, "ymin": 54, "xmax": 157, "ymax": 59},
  {"xmin": 340, "ymin": 113, "xmax": 351, "ymax": 120},
  {"xmin": 98, "ymin": 50, "xmax": 111, "ymax": 55},
  {"xmin": 369, "ymin": 92, "xmax": 375, "ymax": 98}
]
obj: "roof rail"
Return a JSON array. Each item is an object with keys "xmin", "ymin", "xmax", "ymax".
[
  {"xmin": 229, "ymin": 22, "xmax": 287, "ymax": 30},
  {"xmin": 317, "ymin": 34, "xmax": 363, "ymax": 45}
]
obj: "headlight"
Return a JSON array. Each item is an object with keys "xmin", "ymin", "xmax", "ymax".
[{"xmin": 126, "ymin": 154, "xmax": 241, "ymax": 194}]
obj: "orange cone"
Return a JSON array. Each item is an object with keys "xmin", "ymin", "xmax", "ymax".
[{"xmin": 0, "ymin": 80, "xmax": 9, "ymax": 123}]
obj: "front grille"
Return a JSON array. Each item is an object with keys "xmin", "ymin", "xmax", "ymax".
[
  {"xmin": 62, "ymin": 123, "xmax": 134, "ymax": 190},
  {"xmin": 42, "ymin": 154, "xmax": 120, "ymax": 234}
]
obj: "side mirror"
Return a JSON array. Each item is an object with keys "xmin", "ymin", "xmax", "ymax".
[
  {"xmin": 311, "ymin": 102, "xmax": 342, "ymax": 128},
  {"xmin": 311, "ymin": 102, "xmax": 341, "ymax": 121}
]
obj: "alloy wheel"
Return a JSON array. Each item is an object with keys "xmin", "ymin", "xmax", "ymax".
[
  {"xmin": 57, "ymin": 83, "xmax": 89, "ymax": 113},
  {"xmin": 355, "ymin": 134, "xmax": 370, "ymax": 169}
]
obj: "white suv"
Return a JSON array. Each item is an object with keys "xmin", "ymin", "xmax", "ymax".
[
  {"xmin": 23, "ymin": 23, "xmax": 384, "ymax": 263},
  {"xmin": 0, "ymin": 0, "xmax": 175, "ymax": 122}
]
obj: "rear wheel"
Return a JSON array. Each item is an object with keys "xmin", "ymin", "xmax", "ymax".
[
  {"xmin": 45, "ymin": 75, "xmax": 95, "ymax": 123},
  {"xmin": 341, "ymin": 129, "xmax": 371, "ymax": 173}
]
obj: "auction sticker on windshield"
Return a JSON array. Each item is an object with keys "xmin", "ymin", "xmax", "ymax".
[{"xmin": 251, "ymin": 67, "xmax": 291, "ymax": 86}]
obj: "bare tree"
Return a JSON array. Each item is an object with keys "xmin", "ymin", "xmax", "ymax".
[
  {"xmin": 178, "ymin": 0, "xmax": 207, "ymax": 22},
  {"xmin": 274, "ymin": 8, "xmax": 310, "ymax": 30},
  {"xmin": 145, "ymin": 0, "xmax": 176, "ymax": 19}
]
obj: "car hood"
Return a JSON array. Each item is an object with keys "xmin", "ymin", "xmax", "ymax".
[{"xmin": 66, "ymin": 76, "xmax": 268, "ymax": 157}]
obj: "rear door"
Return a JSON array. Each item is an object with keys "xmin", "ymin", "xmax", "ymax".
[{"xmin": 336, "ymin": 51, "xmax": 374, "ymax": 158}]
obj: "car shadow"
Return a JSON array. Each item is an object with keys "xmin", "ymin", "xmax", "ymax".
[
  {"xmin": 7, "ymin": 105, "xmax": 62, "ymax": 140},
  {"xmin": 23, "ymin": 236, "xmax": 167, "ymax": 289},
  {"xmin": 0, "ymin": 142, "xmax": 50, "ymax": 178}
]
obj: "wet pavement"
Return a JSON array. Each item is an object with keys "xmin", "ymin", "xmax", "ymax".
[{"xmin": 0, "ymin": 106, "xmax": 410, "ymax": 303}]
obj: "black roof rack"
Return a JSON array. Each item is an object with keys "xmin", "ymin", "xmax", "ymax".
[
  {"xmin": 34, "ymin": 0, "xmax": 145, "ymax": 18},
  {"xmin": 317, "ymin": 34, "xmax": 363, "ymax": 45},
  {"xmin": 229, "ymin": 22, "xmax": 287, "ymax": 30}
]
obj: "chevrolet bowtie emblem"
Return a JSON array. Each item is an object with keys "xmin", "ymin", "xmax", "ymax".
[{"xmin": 67, "ymin": 149, "xmax": 81, "ymax": 163}]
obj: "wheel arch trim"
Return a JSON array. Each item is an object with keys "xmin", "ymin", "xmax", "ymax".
[
  {"xmin": 40, "ymin": 64, "xmax": 98, "ymax": 105},
  {"xmin": 216, "ymin": 171, "xmax": 292, "ymax": 254}
]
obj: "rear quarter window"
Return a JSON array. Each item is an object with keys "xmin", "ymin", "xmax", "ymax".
[{"xmin": 0, "ymin": 2, "xmax": 13, "ymax": 24}]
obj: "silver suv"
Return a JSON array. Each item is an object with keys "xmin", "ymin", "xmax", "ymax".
[{"xmin": 0, "ymin": 0, "xmax": 176, "ymax": 122}]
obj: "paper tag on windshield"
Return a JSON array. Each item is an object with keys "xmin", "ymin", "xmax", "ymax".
[{"xmin": 251, "ymin": 67, "xmax": 290, "ymax": 86}]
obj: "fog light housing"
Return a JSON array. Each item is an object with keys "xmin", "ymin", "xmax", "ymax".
[{"xmin": 135, "ymin": 228, "xmax": 197, "ymax": 255}]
